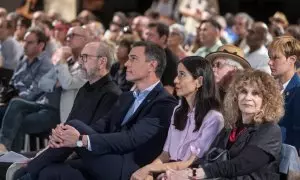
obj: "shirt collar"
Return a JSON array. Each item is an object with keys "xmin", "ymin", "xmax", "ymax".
[
  {"xmin": 133, "ymin": 81, "xmax": 160, "ymax": 98},
  {"xmin": 25, "ymin": 51, "xmax": 47, "ymax": 64},
  {"xmin": 85, "ymin": 74, "xmax": 112, "ymax": 91},
  {"xmin": 282, "ymin": 79, "xmax": 291, "ymax": 93}
]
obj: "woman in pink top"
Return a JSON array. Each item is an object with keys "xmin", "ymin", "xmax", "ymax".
[{"xmin": 131, "ymin": 56, "xmax": 224, "ymax": 180}]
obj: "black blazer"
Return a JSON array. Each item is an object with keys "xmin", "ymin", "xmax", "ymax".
[{"xmin": 88, "ymin": 82, "xmax": 178, "ymax": 179}]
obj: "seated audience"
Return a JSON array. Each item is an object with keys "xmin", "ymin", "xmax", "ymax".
[
  {"xmin": 15, "ymin": 41, "xmax": 177, "ymax": 180},
  {"xmin": 167, "ymin": 23, "xmax": 189, "ymax": 60},
  {"xmin": 0, "ymin": 45, "xmax": 85, "ymax": 152},
  {"xmin": 233, "ymin": 12, "xmax": 253, "ymax": 54},
  {"xmin": 166, "ymin": 69, "xmax": 284, "ymax": 179},
  {"xmin": 131, "ymin": 56, "xmax": 224, "ymax": 180},
  {"xmin": 0, "ymin": 18, "xmax": 23, "ymax": 70},
  {"xmin": 110, "ymin": 39, "xmax": 134, "ymax": 91},
  {"xmin": 8, "ymin": 41, "xmax": 122, "ymax": 179},
  {"xmin": 145, "ymin": 22, "xmax": 179, "ymax": 95},
  {"xmin": 246, "ymin": 22, "xmax": 271, "ymax": 74},
  {"xmin": 53, "ymin": 20, "xmax": 70, "ymax": 47},
  {"xmin": 194, "ymin": 19, "xmax": 223, "ymax": 58},
  {"xmin": 206, "ymin": 44, "xmax": 251, "ymax": 100},
  {"xmin": 14, "ymin": 17, "xmax": 31, "ymax": 45},
  {"xmin": 0, "ymin": 27, "xmax": 52, "ymax": 120},
  {"xmin": 268, "ymin": 35, "xmax": 300, "ymax": 153},
  {"xmin": 284, "ymin": 25, "xmax": 300, "ymax": 41},
  {"xmin": 0, "ymin": 26, "xmax": 89, "ymax": 150}
]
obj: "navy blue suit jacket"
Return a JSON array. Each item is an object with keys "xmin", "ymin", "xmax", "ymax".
[
  {"xmin": 279, "ymin": 73, "xmax": 300, "ymax": 150},
  {"xmin": 88, "ymin": 82, "xmax": 177, "ymax": 179}
]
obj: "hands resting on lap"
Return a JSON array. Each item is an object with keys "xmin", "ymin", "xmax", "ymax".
[{"xmin": 48, "ymin": 123, "xmax": 80, "ymax": 148}]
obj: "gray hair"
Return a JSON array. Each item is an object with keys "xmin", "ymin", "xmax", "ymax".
[
  {"xmin": 235, "ymin": 12, "xmax": 254, "ymax": 29},
  {"xmin": 226, "ymin": 58, "xmax": 244, "ymax": 70},
  {"xmin": 169, "ymin": 23, "xmax": 187, "ymax": 42},
  {"xmin": 96, "ymin": 41, "xmax": 115, "ymax": 70}
]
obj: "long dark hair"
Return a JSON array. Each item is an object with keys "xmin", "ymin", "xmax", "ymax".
[{"xmin": 174, "ymin": 56, "xmax": 221, "ymax": 132}]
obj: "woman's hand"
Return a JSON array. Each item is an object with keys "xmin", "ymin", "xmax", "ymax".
[
  {"xmin": 130, "ymin": 166, "xmax": 151, "ymax": 180},
  {"xmin": 165, "ymin": 168, "xmax": 206, "ymax": 180}
]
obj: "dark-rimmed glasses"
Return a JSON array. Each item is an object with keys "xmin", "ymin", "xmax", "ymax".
[{"xmin": 79, "ymin": 54, "xmax": 102, "ymax": 63}]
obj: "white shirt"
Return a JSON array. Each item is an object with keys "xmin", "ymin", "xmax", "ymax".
[
  {"xmin": 246, "ymin": 46, "xmax": 271, "ymax": 74},
  {"xmin": 281, "ymin": 79, "xmax": 291, "ymax": 94}
]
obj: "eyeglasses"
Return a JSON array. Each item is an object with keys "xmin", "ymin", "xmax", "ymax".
[
  {"xmin": 169, "ymin": 32, "xmax": 181, "ymax": 37},
  {"xmin": 66, "ymin": 33, "xmax": 85, "ymax": 39},
  {"xmin": 24, "ymin": 40, "xmax": 38, "ymax": 45},
  {"xmin": 212, "ymin": 61, "xmax": 230, "ymax": 69},
  {"xmin": 79, "ymin": 54, "xmax": 102, "ymax": 63}
]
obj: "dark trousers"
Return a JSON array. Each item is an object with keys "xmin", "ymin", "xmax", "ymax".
[
  {"xmin": 0, "ymin": 105, "xmax": 7, "ymax": 125},
  {"xmin": 0, "ymin": 98, "xmax": 60, "ymax": 151},
  {"xmin": 20, "ymin": 120, "xmax": 123, "ymax": 180}
]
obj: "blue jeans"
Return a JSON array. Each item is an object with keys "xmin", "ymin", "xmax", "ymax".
[{"xmin": 0, "ymin": 98, "xmax": 60, "ymax": 152}]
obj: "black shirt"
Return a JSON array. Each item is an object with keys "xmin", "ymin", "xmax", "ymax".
[
  {"xmin": 161, "ymin": 48, "xmax": 179, "ymax": 87},
  {"xmin": 67, "ymin": 74, "xmax": 122, "ymax": 125}
]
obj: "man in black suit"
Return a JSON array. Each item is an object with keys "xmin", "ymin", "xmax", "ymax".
[{"xmin": 17, "ymin": 41, "xmax": 177, "ymax": 180}]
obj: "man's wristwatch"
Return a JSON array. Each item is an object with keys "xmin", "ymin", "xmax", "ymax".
[{"xmin": 76, "ymin": 135, "xmax": 83, "ymax": 147}]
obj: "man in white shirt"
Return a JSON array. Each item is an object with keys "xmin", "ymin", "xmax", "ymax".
[{"xmin": 246, "ymin": 22, "xmax": 271, "ymax": 74}]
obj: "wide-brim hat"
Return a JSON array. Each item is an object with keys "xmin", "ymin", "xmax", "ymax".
[
  {"xmin": 269, "ymin": 11, "xmax": 289, "ymax": 27},
  {"xmin": 205, "ymin": 44, "xmax": 251, "ymax": 69}
]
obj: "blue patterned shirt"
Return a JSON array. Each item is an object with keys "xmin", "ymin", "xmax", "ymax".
[{"xmin": 10, "ymin": 52, "xmax": 52, "ymax": 101}]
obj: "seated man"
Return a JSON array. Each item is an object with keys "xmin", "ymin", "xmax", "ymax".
[
  {"xmin": 0, "ymin": 18, "xmax": 23, "ymax": 70},
  {"xmin": 205, "ymin": 44, "xmax": 251, "ymax": 101},
  {"xmin": 0, "ymin": 27, "xmax": 52, "ymax": 119},
  {"xmin": 0, "ymin": 26, "xmax": 93, "ymax": 152},
  {"xmin": 0, "ymin": 46, "xmax": 84, "ymax": 152},
  {"xmin": 17, "ymin": 41, "xmax": 177, "ymax": 180}
]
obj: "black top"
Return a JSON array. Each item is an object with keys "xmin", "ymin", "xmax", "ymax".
[
  {"xmin": 161, "ymin": 48, "xmax": 179, "ymax": 87},
  {"xmin": 110, "ymin": 62, "xmax": 133, "ymax": 92},
  {"xmin": 202, "ymin": 123, "xmax": 282, "ymax": 180},
  {"xmin": 66, "ymin": 74, "xmax": 122, "ymax": 125}
]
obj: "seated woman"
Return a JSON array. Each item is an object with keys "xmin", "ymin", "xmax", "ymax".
[
  {"xmin": 167, "ymin": 24, "xmax": 189, "ymax": 60},
  {"xmin": 131, "ymin": 56, "xmax": 224, "ymax": 180},
  {"xmin": 165, "ymin": 69, "xmax": 284, "ymax": 180}
]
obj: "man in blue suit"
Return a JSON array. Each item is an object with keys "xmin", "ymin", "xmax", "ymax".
[
  {"xmin": 268, "ymin": 35, "xmax": 300, "ymax": 154},
  {"xmin": 17, "ymin": 41, "xmax": 178, "ymax": 180}
]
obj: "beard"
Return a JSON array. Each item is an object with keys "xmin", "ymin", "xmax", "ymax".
[{"xmin": 86, "ymin": 66, "xmax": 100, "ymax": 80}]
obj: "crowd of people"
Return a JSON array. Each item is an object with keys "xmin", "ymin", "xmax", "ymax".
[{"xmin": 0, "ymin": 1, "xmax": 300, "ymax": 179}]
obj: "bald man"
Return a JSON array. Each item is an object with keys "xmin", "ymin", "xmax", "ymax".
[{"xmin": 246, "ymin": 22, "xmax": 271, "ymax": 74}]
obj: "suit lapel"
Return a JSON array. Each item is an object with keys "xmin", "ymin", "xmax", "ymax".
[
  {"xmin": 119, "ymin": 92, "xmax": 135, "ymax": 123},
  {"xmin": 284, "ymin": 73, "xmax": 300, "ymax": 99},
  {"xmin": 121, "ymin": 83, "xmax": 163, "ymax": 126}
]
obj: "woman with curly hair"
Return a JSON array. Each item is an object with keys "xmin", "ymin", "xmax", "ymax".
[
  {"xmin": 165, "ymin": 69, "xmax": 284, "ymax": 180},
  {"xmin": 131, "ymin": 56, "xmax": 224, "ymax": 180}
]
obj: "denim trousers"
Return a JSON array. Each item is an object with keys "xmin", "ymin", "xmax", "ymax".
[{"xmin": 0, "ymin": 98, "xmax": 60, "ymax": 152}]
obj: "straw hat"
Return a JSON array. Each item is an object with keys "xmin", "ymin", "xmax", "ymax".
[
  {"xmin": 269, "ymin": 11, "xmax": 289, "ymax": 27},
  {"xmin": 205, "ymin": 44, "xmax": 251, "ymax": 69}
]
